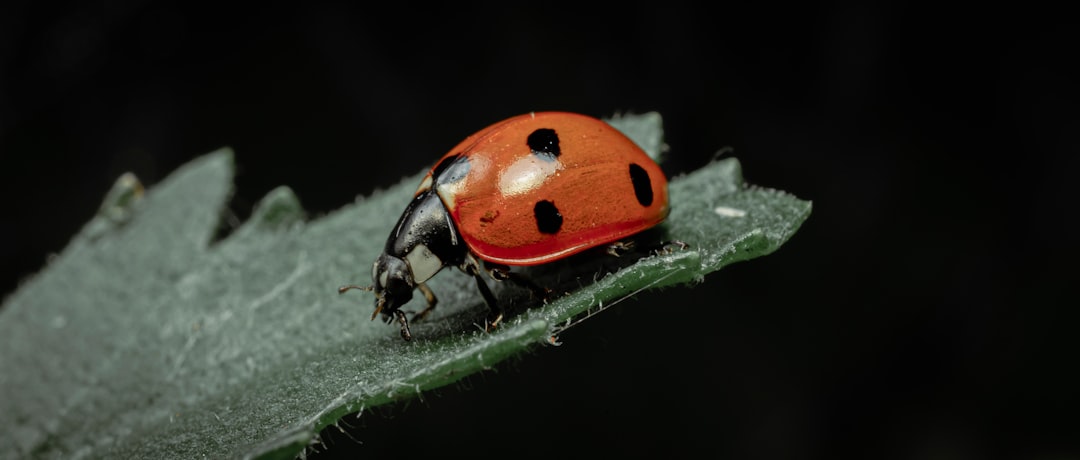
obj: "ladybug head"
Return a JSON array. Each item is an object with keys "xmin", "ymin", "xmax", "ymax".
[
  {"xmin": 337, "ymin": 252, "xmax": 415, "ymax": 337},
  {"xmin": 370, "ymin": 252, "xmax": 415, "ymax": 316}
]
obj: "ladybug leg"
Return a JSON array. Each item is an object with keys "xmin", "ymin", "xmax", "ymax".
[
  {"xmin": 461, "ymin": 254, "xmax": 504, "ymax": 330},
  {"xmin": 652, "ymin": 240, "xmax": 690, "ymax": 256},
  {"xmin": 410, "ymin": 282, "xmax": 439, "ymax": 322},
  {"xmin": 605, "ymin": 239, "xmax": 689, "ymax": 258},
  {"xmin": 472, "ymin": 273, "xmax": 504, "ymax": 329},
  {"xmin": 393, "ymin": 310, "xmax": 412, "ymax": 341},
  {"xmin": 485, "ymin": 263, "xmax": 553, "ymax": 303},
  {"xmin": 605, "ymin": 240, "xmax": 636, "ymax": 257}
]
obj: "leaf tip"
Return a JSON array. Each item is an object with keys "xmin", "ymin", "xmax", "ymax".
[{"xmin": 250, "ymin": 186, "xmax": 306, "ymax": 229}]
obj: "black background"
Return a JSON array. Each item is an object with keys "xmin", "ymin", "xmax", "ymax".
[{"xmin": 2, "ymin": 2, "xmax": 1076, "ymax": 459}]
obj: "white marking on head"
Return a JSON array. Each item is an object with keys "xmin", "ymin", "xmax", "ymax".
[
  {"xmin": 405, "ymin": 244, "xmax": 443, "ymax": 284},
  {"xmin": 378, "ymin": 266, "xmax": 389, "ymax": 289},
  {"xmin": 499, "ymin": 156, "xmax": 561, "ymax": 197},
  {"xmin": 713, "ymin": 206, "xmax": 747, "ymax": 217}
]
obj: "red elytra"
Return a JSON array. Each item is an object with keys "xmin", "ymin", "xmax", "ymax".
[
  {"xmin": 418, "ymin": 111, "xmax": 670, "ymax": 265},
  {"xmin": 341, "ymin": 111, "xmax": 670, "ymax": 341}
]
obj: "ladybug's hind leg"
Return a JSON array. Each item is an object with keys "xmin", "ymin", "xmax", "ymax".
[
  {"xmin": 606, "ymin": 238, "xmax": 690, "ymax": 258},
  {"xmin": 651, "ymin": 240, "xmax": 690, "ymax": 256},
  {"xmin": 485, "ymin": 262, "xmax": 554, "ymax": 304},
  {"xmin": 605, "ymin": 240, "xmax": 636, "ymax": 257}
]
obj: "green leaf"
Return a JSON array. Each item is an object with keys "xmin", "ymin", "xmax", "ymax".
[{"xmin": 0, "ymin": 113, "xmax": 811, "ymax": 459}]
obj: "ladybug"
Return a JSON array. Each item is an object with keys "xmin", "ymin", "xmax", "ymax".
[{"xmin": 340, "ymin": 112, "xmax": 670, "ymax": 341}]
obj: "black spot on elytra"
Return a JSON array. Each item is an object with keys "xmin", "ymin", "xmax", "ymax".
[
  {"xmin": 527, "ymin": 128, "xmax": 560, "ymax": 160},
  {"xmin": 534, "ymin": 200, "xmax": 563, "ymax": 234},
  {"xmin": 629, "ymin": 163, "xmax": 653, "ymax": 207},
  {"xmin": 432, "ymin": 153, "xmax": 470, "ymax": 185}
]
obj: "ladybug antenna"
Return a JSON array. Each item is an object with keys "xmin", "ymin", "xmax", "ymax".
[
  {"xmin": 337, "ymin": 284, "xmax": 372, "ymax": 294},
  {"xmin": 338, "ymin": 284, "xmax": 383, "ymax": 320}
]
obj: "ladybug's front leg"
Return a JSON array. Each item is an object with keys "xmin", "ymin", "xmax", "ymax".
[
  {"xmin": 410, "ymin": 282, "xmax": 439, "ymax": 322},
  {"xmin": 393, "ymin": 310, "xmax": 412, "ymax": 342}
]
